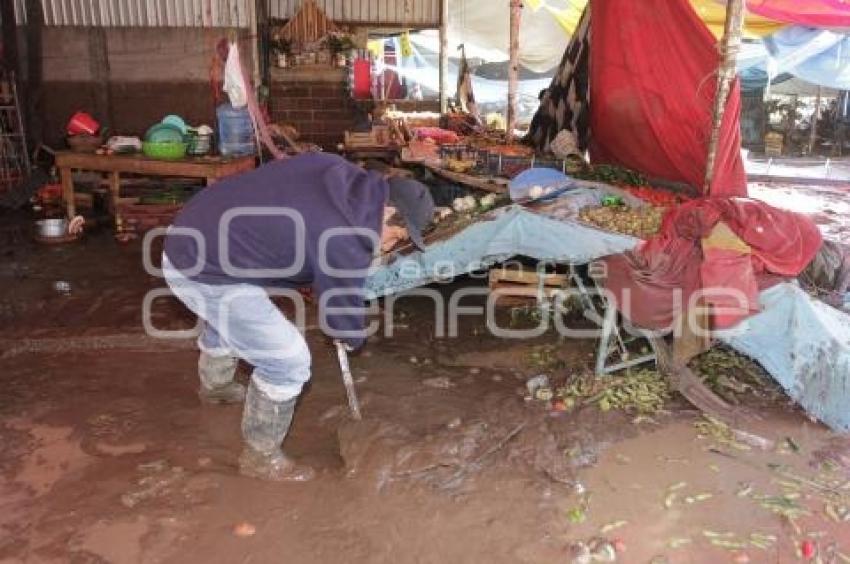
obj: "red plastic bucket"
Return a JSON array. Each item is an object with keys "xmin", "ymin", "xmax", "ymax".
[{"xmin": 67, "ymin": 111, "xmax": 100, "ymax": 135}]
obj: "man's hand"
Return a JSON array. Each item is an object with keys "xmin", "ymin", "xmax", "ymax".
[
  {"xmin": 68, "ymin": 215, "xmax": 85, "ymax": 236},
  {"xmin": 333, "ymin": 339, "xmax": 354, "ymax": 353}
]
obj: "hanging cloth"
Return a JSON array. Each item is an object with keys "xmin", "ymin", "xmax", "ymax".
[
  {"xmin": 589, "ymin": 0, "xmax": 746, "ymax": 196},
  {"xmin": 524, "ymin": 4, "xmax": 591, "ymax": 154},
  {"xmin": 225, "ymin": 42, "xmax": 288, "ymax": 160},
  {"xmin": 456, "ymin": 45, "xmax": 482, "ymax": 123},
  {"xmin": 747, "ymin": 0, "xmax": 850, "ymax": 28}
]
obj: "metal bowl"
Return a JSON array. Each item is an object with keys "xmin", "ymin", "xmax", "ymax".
[{"xmin": 36, "ymin": 218, "xmax": 68, "ymax": 238}]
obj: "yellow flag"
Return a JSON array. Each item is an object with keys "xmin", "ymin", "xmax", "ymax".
[
  {"xmin": 367, "ymin": 39, "xmax": 384, "ymax": 59},
  {"xmin": 400, "ymin": 31, "xmax": 413, "ymax": 58},
  {"xmin": 536, "ymin": 0, "xmax": 785, "ymax": 39},
  {"xmin": 689, "ymin": 0, "xmax": 785, "ymax": 39}
]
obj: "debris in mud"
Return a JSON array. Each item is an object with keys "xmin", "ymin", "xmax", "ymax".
[
  {"xmin": 694, "ymin": 416, "xmax": 757, "ymax": 452},
  {"xmin": 232, "ymin": 522, "xmax": 257, "ymax": 538},
  {"xmin": 526, "ymin": 345, "xmax": 565, "ymax": 371},
  {"xmin": 53, "ymin": 281, "xmax": 72, "ymax": 295},
  {"xmin": 122, "ymin": 462, "xmax": 186, "ymax": 508},
  {"xmin": 556, "ymin": 369, "xmax": 670, "ymax": 415},
  {"xmin": 812, "ymin": 437, "xmax": 850, "ymax": 474},
  {"xmin": 569, "ymin": 537, "xmax": 617, "ymax": 563},
  {"xmin": 566, "ymin": 505, "xmax": 587, "ymax": 524},
  {"xmin": 599, "ymin": 520, "xmax": 627, "ymax": 534},
  {"xmin": 801, "ymin": 539, "xmax": 817, "ymax": 560},
  {"xmin": 421, "ymin": 376, "xmax": 454, "ymax": 389},
  {"xmin": 525, "ymin": 374, "xmax": 550, "ymax": 397}
]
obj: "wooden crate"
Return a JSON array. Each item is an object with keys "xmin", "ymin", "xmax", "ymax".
[
  {"xmin": 488, "ymin": 266, "xmax": 568, "ymax": 306},
  {"xmin": 116, "ymin": 202, "xmax": 182, "ymax": 235},
  {"xmin": 765, "ymin": 132, "xmax": 784, "ymax": 157}
]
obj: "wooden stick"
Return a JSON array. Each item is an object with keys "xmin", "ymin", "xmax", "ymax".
[
  {"xmin": 809, "ymin": 86, "xmax": 822, "ymax": 155},
  {"xmin": 506, "ymin": 0, "xmax": 523, "ymax": 142},
  {"xmin": 704, "ymin": 0, "xmax": 745, "ymax": 193},
  {"xmin": 439, "ymin": 0, "xmax": 449, "ymax": 113},
  {"xmin": 335, "ymin": 340, "xmax": 362, "ymax": 420}
]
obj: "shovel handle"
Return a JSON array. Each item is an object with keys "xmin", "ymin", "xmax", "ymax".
[{"xmin": 335, "ymin": 341, "xmax": 362, "ymax": 420}]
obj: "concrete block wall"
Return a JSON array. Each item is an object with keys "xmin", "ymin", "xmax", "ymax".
[{"xmin": 29, "ymin": 26, "xmax": 252, "ymax": 148}]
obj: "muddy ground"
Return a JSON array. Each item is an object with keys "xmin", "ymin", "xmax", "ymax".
[{"xmin": 1, "ymin": 209, "xmax": 849, "ymax": 564}]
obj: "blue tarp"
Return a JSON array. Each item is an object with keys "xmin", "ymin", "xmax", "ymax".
[
  {"xmin": 365, "ymin": 197, "xmax": 850, "ymax": 432},
  {"xmin": 739, "ymin": 26, "xmax": 850, "ymax": 91},
  {"xmin": 719, "ymin": 283, "xmax": 850, "ymax": 432},
  {"xmin": 365, "ymin": 203, "xmax": 638, "ymax": 300}
]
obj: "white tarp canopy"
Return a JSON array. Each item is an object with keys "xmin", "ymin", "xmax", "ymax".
[{"xmin": 447, "ymin": 0, "xmax": 573, "ymax": 73}]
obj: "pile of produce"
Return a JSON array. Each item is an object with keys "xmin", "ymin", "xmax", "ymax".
[
  {"xmin": 574, "ymin": 164, "xmax": 687, "ymax": 208},
  {"xmin": 579, "ymin": 204, "xmax": 665, "ymax": 238},
  {"xmin": 624, "ymin": 185, "xmax": 683, "ymax": 207},
  {"xmin": 574, "ymin": 164, "xmax": 648, "ymax": 186},
  {"xmin": 688, "ymin": 346, "xmax": 783, "ymax": 404},
  {"xmin": 555, "ymin": 369, "xmax": 670, "ymax": 415}
]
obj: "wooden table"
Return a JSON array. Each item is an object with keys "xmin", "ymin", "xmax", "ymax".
[
  {"xmin": 55, "ymin": 151, "xmax": 256, "ymax": 223},
  {"xmin": 421, "ymin": 163, "xmax": 508, "ymax": 195}
]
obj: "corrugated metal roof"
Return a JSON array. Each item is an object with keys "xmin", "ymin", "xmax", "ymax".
[
  {"xmin": 269, "ymin": 0, "xmax": 441, "ymax": 27},
  {"xmin": 14, "ymin": 0, "xmax": 441, "ymax": 27},
  {"xmin": 15, "ymin": 0, "xmax": 251, "ymax": 27}
]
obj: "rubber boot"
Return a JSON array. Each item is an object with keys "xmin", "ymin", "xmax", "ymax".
[
  {"xmin": 239, "ymin": 381, "xmax": 315, "ymax": 482},
  {"xmin": 198, "ymin": 352, "xmax": 245, "ymax": 405}
]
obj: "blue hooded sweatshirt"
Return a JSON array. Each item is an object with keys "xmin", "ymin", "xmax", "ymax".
[{"xmin": 164, "ymin": 152, "xmax": 388, "ymax": 349}]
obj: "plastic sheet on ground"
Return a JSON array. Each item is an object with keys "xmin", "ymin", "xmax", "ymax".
[
  {"xmin": 364, "ymin": 203, "xmax": 638, "ymax": 300},
  {"xmin": 718, "ymin": 283, "xmax": 850, "ymax": 432}
]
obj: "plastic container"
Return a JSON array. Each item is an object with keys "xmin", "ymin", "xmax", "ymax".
[
  {"xmin": 187, "ymin": 130, "xmax": 213, "ymax": 156},
  {"xmin": 216, "ymin": 103, "xmax": 256, "ymax": 157},
  {"xmin": 67, "ymin": 111, "xmax": 100, "ymax": 135},
  {"xmin": 142, "ymin": 141, "xmax": 188, "ymax": 161},
  {"xmin": 144, "ymin": 123, "xmax": 184, "ymax": 144}
]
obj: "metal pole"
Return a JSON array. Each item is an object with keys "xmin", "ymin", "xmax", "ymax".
[
  {"xmin": 703, "ymin": 0, "xmax": 745, "ymax": 193},
  {"xmin": 439, "ymin": 0, "xmax": 449, "ymax": 113},
  {"xmin": 809, "ymin": 86, "xmax": 822, "ymax": 155},
  {"xmin": 507, "ymin": 0, "xmax": 522, "ymax": 142}
]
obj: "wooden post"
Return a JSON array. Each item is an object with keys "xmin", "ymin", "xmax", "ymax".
[
  {"xmin": 24, "ymin": 0, "xmax": 44, "ymax": 146},
  {"xmin": 439, "ymin": 0, "xmax": 449, "ymax": 113},
  {"xmin": 1, "ymin": 0, "xmax": 18, "ymax": 73},
  {"xmin": 88, "ymin": 28, "xmax": 113, "ymax": 129},
  {"xmin": 506, "ymin": 0, "xmax": 522, "ymax": 142},
  {"xmin": 703, "ymin": 0, "xmax": 745, "ymax": 193},
  {"xmin": 248, "ymin": 0, "xmax": 261, "ymax": 88},
  {"xmin": 809, "ymin": 86, "xmax": 821, "ymax": 155}
]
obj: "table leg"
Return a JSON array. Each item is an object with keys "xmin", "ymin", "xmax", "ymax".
[
  {"xmin": 109, "ymin": 171, "xmax": 121, "ymax": 231},
  {"xmin": 60, "ymin": 166, "xmax": 75, "ymax": 219}
]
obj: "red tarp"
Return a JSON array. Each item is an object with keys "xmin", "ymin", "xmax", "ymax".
[
  {"xmin": 589, "ymin": 0, "xmax": 747, "ymax": 197},
  {"xmin": 748, "ymin": 0, "xmax": 850, "ymax": 28},
  {"xmin": 604, "ymin": 199, "xmax": 823, "ymax": 330}
]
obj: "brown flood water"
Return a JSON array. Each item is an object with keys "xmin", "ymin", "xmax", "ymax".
[{"xmin": 0, "ymin": 213, "xmax": 848, "ymax": 563}]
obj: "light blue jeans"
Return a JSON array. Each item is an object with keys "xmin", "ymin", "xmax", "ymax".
[{"xmin": 162, "ymin": 254, "xmax": 311, "ymax": 401}]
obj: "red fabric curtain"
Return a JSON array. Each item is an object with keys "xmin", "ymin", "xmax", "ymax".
[
  {"xmin": 748, "ymin": 0, "xmax": 850, "ymax": 27},
  {"xmin": 589, "ymin": 0, "xmax": 747, "ymax": 197}
]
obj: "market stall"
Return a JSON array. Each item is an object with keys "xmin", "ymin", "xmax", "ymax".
[
  {"xmin": 56, "ymin": 151, "xmax": 255, "ymax": 230},
  {"xmin": 356, "ymin": 0, "xmax": 848, "ymax": 431}
]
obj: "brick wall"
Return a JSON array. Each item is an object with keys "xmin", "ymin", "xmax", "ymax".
[
  {"xmin": 268, "ymin": 67, "xmax": 441, "ymax": 150},
  {"xmin": 269, "ymin": 76, "xmax": 356, "ymax": 150}
]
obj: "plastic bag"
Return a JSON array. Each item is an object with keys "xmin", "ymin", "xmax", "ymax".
[{"xmin": 223, "ymin": 42, "xmax": 247, "ymax": 108}]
